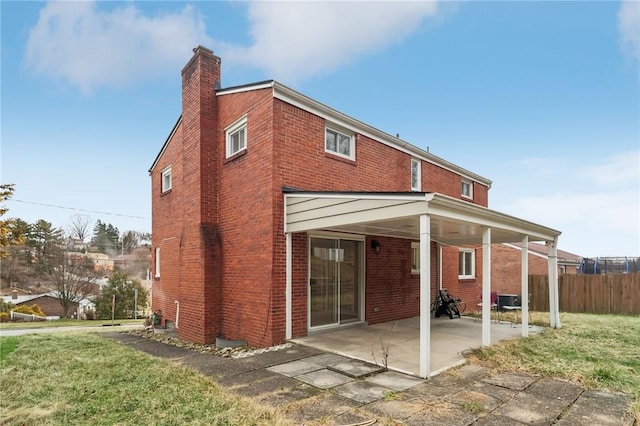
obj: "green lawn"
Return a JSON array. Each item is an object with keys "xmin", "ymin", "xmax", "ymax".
[
  {"xmin": 466, "ymin": 312, "xmax": 640, "ymax": 420},
  {"xmin": 0, "ymin": 333, "xmax": 289, "ymax": 425},
  {"xmin": 0, "ymin": 318, "xmax": 143, "ymax": 330}
]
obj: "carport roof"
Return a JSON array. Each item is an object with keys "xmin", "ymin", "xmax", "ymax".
[{"xmin": 283, "ymin": 189, "xmax": 561, "ymax": 246}]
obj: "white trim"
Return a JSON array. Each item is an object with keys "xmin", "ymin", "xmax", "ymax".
[
  {"xmin": 482, "ymin": 228, "xmax": 492, "ymax": 347},
  {"xmin": 521, "ymin": 235, "xmax": 529, "ymax": 337},
  {"xmin": 161, "ymin": 166, "xmax": 172, "ymax": 193},
  {"xmin": 285, "ymin": 233, "xmax": 292, "ymax": 340},
  {"xmin": 411, "ymin": 158, "xmax": 421, "ymax": 191},
  {"xmin": 458, "ymin": 248, "xmax": 475, "ymax": 279},
  {"xmin": 225, "ymin": 115, "xmax": 248, "ymax": 158}
]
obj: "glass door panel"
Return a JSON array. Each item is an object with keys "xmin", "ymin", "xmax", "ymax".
[
  {"xmin": 339, "ymin": 240, "xmax": 361, "ymax": 322},
  {"xmin": 309, "ymin": 238, "xmax": 338, "ymax": 327}
]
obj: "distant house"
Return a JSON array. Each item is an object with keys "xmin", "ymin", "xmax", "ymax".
[
  {"xmin": 491, "ymin": 242, "xmax": 581, "ymax": 295},
  {"xmin": 1, "ymin": 291, "xmax": 94, "ymax": 318}
]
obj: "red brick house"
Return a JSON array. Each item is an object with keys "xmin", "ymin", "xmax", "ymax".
[
  {"xmin": 491, "ymin": 242, "xmax": 581, "ymax": 295},
  {"xmin": 150, "ymin": 46, "xmax": 562, "ymax": 377}
]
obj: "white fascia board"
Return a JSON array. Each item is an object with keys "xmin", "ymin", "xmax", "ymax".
[
  {"xmin": 216, "ymin": 81, "xmax": 275, "ymax": 96},
  {"xmin": 285, "ymin": 192, "xmax": 431, "ymax": 204},
  {"xmin": 503, "ymin": 243, "xmax": 548, "ymax": 260},
  {"xmin": 149, "ymin": 116, "xmax": 182, "ymax": 173},
  {"xmin": 272, "ymin": 82, "xmax": 492, "ymax": 188},
  {"xmin": 430, "ymin": 194, "xmax": 561, "ymax": 241}
]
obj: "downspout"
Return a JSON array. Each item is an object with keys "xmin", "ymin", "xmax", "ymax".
[{"xmin": 175, "ymin": 300, "xmax": 180, "ymax": 329}]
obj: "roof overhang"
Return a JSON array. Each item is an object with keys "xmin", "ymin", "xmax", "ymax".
[{"xmin": 284, "ymin": 190, "xmax": 561, "ymax": 246}]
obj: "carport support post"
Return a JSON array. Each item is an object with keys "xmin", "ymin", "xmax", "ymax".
[
  {"xmin": 419, "ymin": 214, "xmax": 431, "ymax": 379},
  {"xmin": 482, "ymin": 227, "xmax": 491, "ymax": 347},
  {"xmin": 521, "ymin": 235, "xmax": 529, "ymax": 337},
  {"xmin": 547, "ymin": 237, "xmax": 561, "ymax": 329},
  {"xmin": 285, "ymin": 232, "xmax": 292, "ymax": 340}
]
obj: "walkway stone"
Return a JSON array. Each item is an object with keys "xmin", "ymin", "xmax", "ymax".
[
  {"xmin": 327, "ymin": 358, "xmax": 383, "ymax": 378},
  {"xmin": 482, "ymin": 372, "xmax": 536, "ymax": 391},
  {"xmin": 362, "ymin": 396, "xmax": 425, "ymax": 420},
  {"xmin": 365, "ymin": 370, "xmax": 423, "ymax": 391},
  {"xmin": 267, "ymin": 359, "xmax": 322, "ymax": 377},
  {"xmin": 555, "ymin": 389, "xmax": 635, "ymax": 426},
  {"xmin": 283, "ymin": 394, "xmax": 360, "ymax": 424},
  {"xmin": 295, "ymin": 368, "xmax": 353, "ymax": 389},
  {"xmin": 333, "ymin": 380, "xmax": 391, "ymax": 403},
  {"xmin": 492, "ymin": 392, "xmax": 571, "ymax": 425}
]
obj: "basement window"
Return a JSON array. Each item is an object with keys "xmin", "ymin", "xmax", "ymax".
[
  {"xmin": 325, "ymin": 126, "xmax": 355, "ymax": 160},
  {"xmin": 458, "ymin": 248, "xmax": 475, "ymax": 279},
  {"xmin": 161, "ymin": 166, "xmax": 172, "ymax": 193},
  {"xmin": 226, "ymin": 116, "xmax": 247, "ymax": 158}
]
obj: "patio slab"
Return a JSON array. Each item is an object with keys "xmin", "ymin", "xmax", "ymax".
[
  {"xmin": 327, "ymin": 358, "xmax": 384, "ymax": 378},
  {"xmin": 295, "ymin": 368, "xmax": 353, "ymax": 389},
  {"xmin": 555, "ymin": 389, "xmax": 635, "ymax": 426},
  {"xmin": 365, "ymin": 370, "xmax": 423, "ymax": 391},
  {"xmin": 492, "ymin": 392, "xmax": 571, "ymax": 425},
  {"xmin": 403, "ymin": 401, "xmax": 480, "ymax": 426},
  {"xmin": 526, "ymin": 377, "xmax": 583, "ymax": 402},
  {"xmin": 482, "ymin": 372, "xmax": 536, "ymax": 391},
  {"xmin": 362, "ymin": 397, "xmax": 425, "ymax": 420},
  {"xmin": 283, "ymin": 394, "xmax": 361, "ymax": 424},
  {"xmin": 266, "ymin": 359, "xmax": 322, "ymax": 377},
  {"xmin": 333, "ymin": 380, "xmax": 392, "ymax": 404}
]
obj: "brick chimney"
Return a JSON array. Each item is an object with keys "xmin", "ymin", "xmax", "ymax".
[
  {"xmin": 12, "ymin": 289, "xmax": 18, "ymax": 300},
  {"xmin": 178, "ymin": 46, "xmax": 223, "ymax": 344}
]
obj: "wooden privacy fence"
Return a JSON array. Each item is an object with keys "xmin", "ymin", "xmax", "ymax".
[{"xmin": 529, "ymin": 273, "xmax": 640, "ymax": 315}]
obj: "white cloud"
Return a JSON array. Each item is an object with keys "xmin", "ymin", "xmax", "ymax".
[
  {"xmin": 220, "ymin": 1, "xmax": 439, "ymax": 83},
  {"xmin": 494, "ymin": 151, "xmax": 640, "ymax": 257},
  {"xmin": 618, "ymin": 0, "xmax": 640, "ymax": 59},
  {"xmin": 25, "ymin": 1, "xmax": 212, "ymax": 93}
]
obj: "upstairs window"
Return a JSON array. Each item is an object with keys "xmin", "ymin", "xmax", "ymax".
[
  {"xmin": 458, "ymin": 248, "xmax": 475, "ymax": 279},
  {"xmin": 325, "ymin": 127, "xmax": 354, "ymax": 160},
  {"xmin": 461, "ymin": 179, "xmax": 473, "ymax": 199},
  {"xmin": 226, "ymin": 116, "xmax": 247, "ymax": 158},
  {"xmin": 411, "ymin": 158, "xmax": 421, "ymax": 191},
  {"xmin": 161, "ymin": 167, "xmax": 172, "ymax": 193}
]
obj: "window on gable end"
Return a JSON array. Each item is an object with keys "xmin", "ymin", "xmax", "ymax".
[
  {"xmin": 461, "ymin": 179, "xmax": 473, "ymax": 199},
  {"xmin": 325, "ymin": 126, "xmax": 355, "ymax": 160},
  {"xmin": 161, "ymin": 167, "xmax": 172, "ymax": 193},
  {"xmin": 226, "ymin": 116, "xmax": 248, "ymax": 158},
  {"xmin": 411, "ymin": 158, "xmax": 421, "ymax": 191}
]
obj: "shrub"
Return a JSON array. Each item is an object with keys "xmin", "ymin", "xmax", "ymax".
[
  {"xmin": 0, "ymin": 299, "xmax": 13, "ymax": 314},
  {"xmin": 13, "ymin": 304, "xmax": 46, "ymax": 317},
  {"xmin": 0, "ymin": 312, "xmax": 9, "ymax": 322}
]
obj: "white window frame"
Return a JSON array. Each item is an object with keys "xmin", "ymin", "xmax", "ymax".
[
  {"xmin": 411, "ymin": 158, "xmax": 421, "ymax": 191},
  {"xmin": 461, "ymin": 179, "xmax": 473, "ymax": 199},
  {"xmin": 161, "ymin": 166, "xmax": 172, "ymax": 193},
  {"xmin": 458, "ymin": 248, "xmax": 475, "ymax": 279},
  {"xmin": 155, "ymin": 247, "xmax": 161, "ymax": 278},
  {"xmin": 225, "ymin": 116, "xmax": 248, "ymax": 158},
  {"xmin": 325, "ymin": 126, "xmax": 355, "ymax": 160},
  {"xmin": 411, "ymin": 242, "xmax": 420, "ymax": 274}
]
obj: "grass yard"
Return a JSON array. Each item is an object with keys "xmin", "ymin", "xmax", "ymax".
[
  {"xmin": 0, "ymin": 318, "xmax": 143, "ymax": 330},
  {"xmin": 0, "ymin": 333, "xmax": 289, "ymax": 426},
  {"xmin": 466, "ymin": 312, "xmax": 640, "ymax": 420}
]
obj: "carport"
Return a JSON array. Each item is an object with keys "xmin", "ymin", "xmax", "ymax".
[{"xmin": 283, "ymin": 190, "xmax": 562, "ymax": 378}]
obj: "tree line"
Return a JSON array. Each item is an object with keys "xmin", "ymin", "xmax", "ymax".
[{"xmin": 0, "ymin": 184, "xmax": 150, "ymax": 319}]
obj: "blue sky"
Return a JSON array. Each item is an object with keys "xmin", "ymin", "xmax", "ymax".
[{"xmin": 1, "ymin": 1, "xmax": 639, "ymax": 257}]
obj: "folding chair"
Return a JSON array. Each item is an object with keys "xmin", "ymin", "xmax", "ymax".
[{"xmin": 476, "ymin": 291, "xmax": 499, "ymax": 322}]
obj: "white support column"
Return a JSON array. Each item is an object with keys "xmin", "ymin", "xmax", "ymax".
[
  {"xmin": 419, "ymin": 214, "xmax": 431, "ymax": 379},
  {"xmin": 482, "ymin": 227, "xmax": 492, "ymax": 347},
  {"xmin": 547, "ymin": 237, "xmax": 561, "ymax": 329},
  {"xmin": 521, "ymin": 235, "xmax": 529, "ymax": 337},
  {"xmin": 285, "ymin": 232, "xmax": 292, "ymax": 340}
]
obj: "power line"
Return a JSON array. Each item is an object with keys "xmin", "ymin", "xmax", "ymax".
[{"xmin": 9, "ymin": 199, "xmax": 148, "ymax": 220}]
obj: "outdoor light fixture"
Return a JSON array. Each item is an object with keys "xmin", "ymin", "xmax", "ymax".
[{"xmin": 371, "ymin": 239, "xmax": 380, "ymax": 254}]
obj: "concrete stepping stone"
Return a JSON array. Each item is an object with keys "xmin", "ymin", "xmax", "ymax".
[
  {"xmin": 526, "ymin": 377, "xmax": 583, "ymax": 402},
  {"xmin": 284, "ymin": 394, "xmax": 361, "ymax": 424},
  {"xmin": 295, "ymin": 368, "xmax": 353, "ymax": 389},
  {"xmin": 333, "ymin": 380, "xmax": 391, "ymax": 404},
  {"xmin": 492, "ymin": 392, "xmax": 571, "ymax": 425},
  {"xmin": 303, "ymin": 352, "xmax": 352, "ymax": 367},
  {"xmin": 362, "ymin": 396, "xmax": 425, "ymax": 420},
  {"xmin": 403, "ymin": 401, "xmax": 479, "ymax": 426},
  {"xmin": 482, "ymin": 372, "xmax": 536, "ymax": 391},
  {"xmin": 257, "ymin": 383, "xmax": 320, "ymax": 408},
  {"xmin": 365, "ymin": 370, "xmax": 423, "ymax": 391},
  {"xmin": 468, "ymin": 381, "xmax": 518, "ymax": 403},
  {"xmin": 267, "ymin": 359, "xmax": 322, "ymax": 377},
  {"xmin": 448, "ymin": 389, "xmax": 503, "ymax": 412},
  {"xmin": 327, "ymin": 358, "xmax": 384, "ymax": 378},
  {"xmin": 555, "ymin": 389, "xmax": 635, "ymax": 426}
]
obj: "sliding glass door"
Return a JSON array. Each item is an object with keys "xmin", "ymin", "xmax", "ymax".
[{"xmin": 309, "ymin": 236, "xmax": 363, "ymax": 329}]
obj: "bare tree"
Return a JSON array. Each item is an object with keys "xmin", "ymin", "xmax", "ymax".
[
  {"xmin": 48, "ymin": 246, "xmax": 98, "ymax": 317},
  {"xmin": 68, "ymin": 214, "xmax": 91, "ymax": 242}
]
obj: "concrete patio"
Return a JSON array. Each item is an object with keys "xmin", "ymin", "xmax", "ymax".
[{"xmin": 292, "ymin": 315, "xmax": 543, "ymax": 377}]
